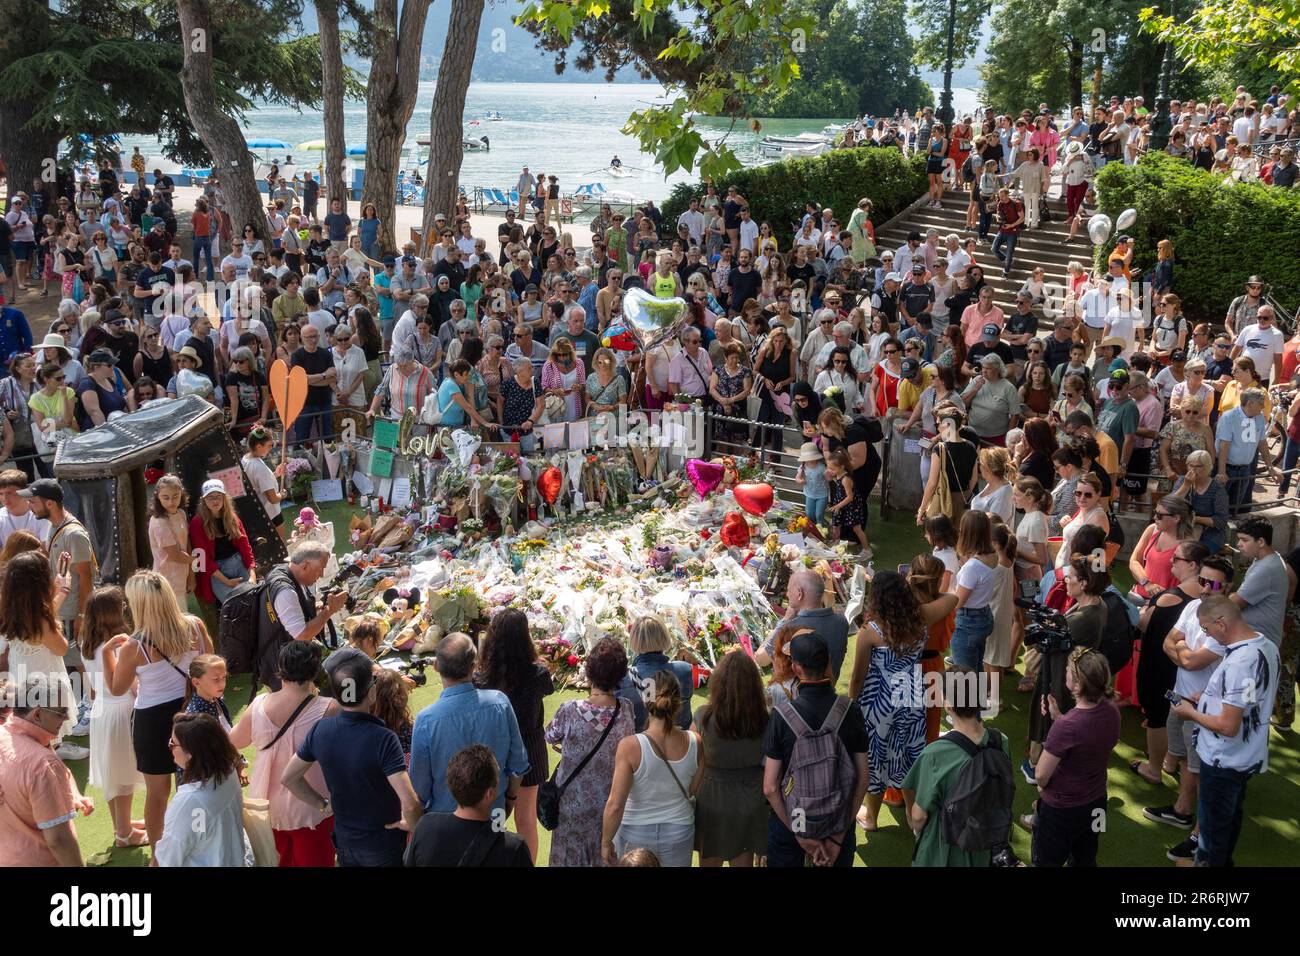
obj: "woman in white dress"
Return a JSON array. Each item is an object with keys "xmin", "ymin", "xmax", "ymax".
[
  {"xmin": 80, "ymin": 585, "xmax": 147, "ymax": 846},
  {"xmin": 0, "ymin": 551, "xmax": 81, "ymax": 759}
]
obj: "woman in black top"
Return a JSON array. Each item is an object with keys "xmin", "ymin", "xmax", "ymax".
[
  {"xmin": 792, "ymin": 381, "xmax": 823, "ymax": 440},
  {"xmin": 351, "ymin": 306, "xmax": 384, "ymax": 399},
  {"xmin": 818, "ymin": 404, "xmax": 881, "ymax": 545},
  {"xmin": 1131, "ymin": 541, "xmax": 1208, "ymax": 785},
  {"xmin": 916, "ymin": 403, "xmax": 978, "ymax": 525},
  {"xmin": 753, "ymin": 324, "xmax": 796, "ymax": 451},
  {"xmin": 476, "ymin": 608, "xmax": 554, "ymax": 864},
  {"xmin": 134, "ymin": 327, "xmax": 174, "ymax": 386},
  {"xmin": 1018, "ymin": 417, "xmax": 1058, "ymax": 491}
]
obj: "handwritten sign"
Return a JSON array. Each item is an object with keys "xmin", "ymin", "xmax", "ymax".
[
  {"xmin": 370, "ymin": 449, "xmax": 394, "ymax": 478},
  {"xmin": 390, "ymin": 477, "xmax": 412, "ymax": 510},
  {"xmin": 373, "ymin": 418, "xmax": 400, "ymax": 451},
  {"xmin": 310, "ymin": 479, "xmax": 344, "ymax": 502}
]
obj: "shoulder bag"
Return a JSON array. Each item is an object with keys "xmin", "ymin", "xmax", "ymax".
[{"xmin": 537, "ymin": 698, "xmax": 621, "ymax": 831}]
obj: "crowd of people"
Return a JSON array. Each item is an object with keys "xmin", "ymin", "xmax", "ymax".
[{"xmin": 0, "ymin": 80, "xmax": 1298, "ymax": 869}]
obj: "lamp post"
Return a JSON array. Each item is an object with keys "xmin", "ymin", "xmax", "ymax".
[
  {"xmin": 1147, "ymin": 0, "xmax": 1176, "ymax": 152},
  {"xmin": 938, "ymin": 0, "xmax": 957, "ymax": 127}
]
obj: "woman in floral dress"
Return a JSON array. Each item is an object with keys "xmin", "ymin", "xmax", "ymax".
[{"xmin": 543, "ymin": 638, "xmax": 635, "ymax": 867}]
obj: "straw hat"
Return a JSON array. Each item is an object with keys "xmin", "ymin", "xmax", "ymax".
[{"xmin": 798, "ymin": 442, "xmax": 823, "ymax": 463}]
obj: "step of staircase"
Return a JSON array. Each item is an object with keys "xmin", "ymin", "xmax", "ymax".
[{"xmin": 873, "ymin": 189, "xmax": 1095, "ymax": 316}]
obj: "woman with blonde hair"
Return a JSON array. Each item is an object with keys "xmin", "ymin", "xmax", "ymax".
[
  {"xmin": 105, "ymin": 569, "xmax": 212, "ymax": 850},
  {"xmin": 622, "ymin": 615, "xmax": 694, "ymax": 731},
  {"xmin": 970, "ymin": 445, "xmax": 1016, "ymax": 523}
]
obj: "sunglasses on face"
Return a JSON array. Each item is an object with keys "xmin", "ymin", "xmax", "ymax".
[
  {"xmin": 884, "ymin": 349, "xmax": 899, "ymax": 355},
  {"xmin": 1198, "ymin": 577, "xmax": 1225, "ymax": 591},
  {"xmin": 1075, "ymin": 490, "xmax": 1096, "ymax": 499}
]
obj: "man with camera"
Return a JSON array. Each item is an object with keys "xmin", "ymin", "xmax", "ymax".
[
  {"xmin": 1170, "ymin": 596, "xmax": 1281, "ymax": 866},
  {"xmin": 255, "ymin": 542, "xmax": 350, "ymax": 693}
]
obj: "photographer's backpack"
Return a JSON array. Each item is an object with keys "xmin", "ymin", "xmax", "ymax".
[
  {"xmin": 939, "ymin": 729, "xmax": 1014, "ymax": 852},
  {"xmin": 772, "ymin": 695, "xmax": 858, "ymax": 840},
  {"xmin": 218, "ymin": 579, "xmax": 271, "ymax": 676},
  {"xmin": 1097, "ymin": 588, "xmax": 1138, "ymax": 676}
]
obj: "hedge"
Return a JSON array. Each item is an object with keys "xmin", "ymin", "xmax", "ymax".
[
  {"xmin": 1094, "ymin": 153, "xmax": 1300, "ymax": 325},
  {"xmin": 661, "ymin": 147, "xmax": 928, "ymax": 248}
]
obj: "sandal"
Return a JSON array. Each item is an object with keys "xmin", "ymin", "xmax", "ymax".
[
  {"xmin": 1016, "ymin": 677, "xmax": 1036, "ymax": 694},
  {"xmin": 114, "ymin": 829, "xmax": 150, "ymax": 848},
  {"xmin": 1128, "ymin": 759, "xmax": 1163, "ymax": 785}
]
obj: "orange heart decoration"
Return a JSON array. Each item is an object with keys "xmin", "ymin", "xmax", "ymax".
[
  {"xmin": 270, "ymin": 359, "xmax": 309, "ymax": 430},
  {"xmin": 733, "ymin": 482, "xmax": 774, "ymax": 516},
  {"xmin": 538, "ymin": 466, "xmax": 563, "ymax": 505}
]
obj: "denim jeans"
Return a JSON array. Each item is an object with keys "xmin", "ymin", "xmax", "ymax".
[
  {"xmin": 805, "ymin": 495, "xmax": 827, "ymax": 525},
  {"xmin": 1196, "ymin": 763, "xmax": 1252, "ymax": 866},
  {"xmin": 976, "ymin": 195, "xmax": 992, "ymax": 239},
  {"xmin": 614, "ymin": 821, "xmax": 695, "ymax": 867},
  {"xmin": 210, "ymin": 552, "xmax": 249, "ymax": 604},
  {"xmin": 991, "ymin": 232, "xmax": 1018, "ymax": 274},
  {"xmin": 767, "ymin": 813, "xmax": 856, "ymax": 867},
  {"xmin": 1279, "ymin": 436, "xmax": 1300, "ymax": 495},
  {"xmin": 294, "ymin": 402, "xmax": 334, "ymax": 446},
  {"xmin": 334, "ymin": 835, "xmax": 406, "ymax": 867},
  {"xmin": 1225, "ymin": 462, "xmax": 1255, "ymax": 515},
  {"xmin": 951, "ymin": 606, "xmax": 993, "ymax": 668},
  {"xmin": 193, "ymin": 235, "xmax": 215, "ymax": 282}
]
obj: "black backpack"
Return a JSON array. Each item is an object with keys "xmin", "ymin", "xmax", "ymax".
[
  {"xmin": 1097, "ymin": 588, "xmax": 1138, "ymax": 675},
  {"xmin": 218, "ymin": 579, "xmax": 271, "ymax": 676},
  {"xmin": 939, "ymin": 729, "xmax": 1014, "ymax": 852}
]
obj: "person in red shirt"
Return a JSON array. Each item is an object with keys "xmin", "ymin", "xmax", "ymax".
[{"xmin": 991, "ymin": 188, "xmax": 1024, "ymax": 278}]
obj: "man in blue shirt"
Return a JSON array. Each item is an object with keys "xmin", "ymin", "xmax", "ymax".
[
  {"xmin": 281, "ymin": 648, "xmax": 424, "ymax": 866},
  {"xmin": 410, "ymin": 633, "xmax": 528, "ymax": 816},
  {"xmin": 0, "ymin": 304, "xmax": 33, "ymax": 380},
  {"xmin": 316, "ymin": 247, "xmax": 354, "ymax": 314},
  {"xmin": 374, "ymin": 257, "xmax": 397, "ymax": 343},
  {"xmin": 575, "ymin": 265, "xmax": 599, "ymax": 331},
  {"xmin": 1215, "ymin": 389, "xmax": 1281, "ymax": 515}
]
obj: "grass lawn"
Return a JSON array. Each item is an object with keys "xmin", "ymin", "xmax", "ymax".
[{"xmin": 67, "ymin": 501, "xmax": 1300, "ymax": 866}]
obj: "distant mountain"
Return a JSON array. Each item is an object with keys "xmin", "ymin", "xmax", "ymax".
[{"xmin": 297, "ymin": 2, "xmax": 987, "ymax": 88}]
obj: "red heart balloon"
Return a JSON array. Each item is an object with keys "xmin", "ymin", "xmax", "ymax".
[
  {"xmin": 538, "ymin": 466, "xmax": 563, "ymax": 505},
  {"xmin": 720, "ymin": 511, "xmax": 751, "ymax": 548},
  {"xmin": 733, "ymin": 482, "xmax": 774, "ymax": 516}
]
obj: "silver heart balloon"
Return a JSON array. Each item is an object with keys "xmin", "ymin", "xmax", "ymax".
[
  {"xmin": 1115, "ymin": 207, "xmax": 1138, "ymax": 231},
  {"xmin": 176, "ymin": 368, "xmax": 213, "ymax": 398},
  {"xmin": 1087, "ymin": 213, "xmax": 1113, "ymax": 247},
  {"xmin": 621, "ymin": 285, "xmax": 689, "ymax": 351}
]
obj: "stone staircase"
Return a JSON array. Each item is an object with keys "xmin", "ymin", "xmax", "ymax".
[{"xmin": 873, "ymin": 187, "xmax": 1092, "ymax": 317}]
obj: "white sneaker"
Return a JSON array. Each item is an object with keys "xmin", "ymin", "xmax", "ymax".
[
  {"xmin": 55, "ymin": 742, "xmax": 90, "ymax": 761},
  {"xmin": 69, "ymin": 715, "xmax": 91, "ymax": 737}
]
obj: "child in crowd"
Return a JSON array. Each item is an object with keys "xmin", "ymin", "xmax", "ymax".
[
  {"xmin": 825, "ymin": 449, "xmax": 869, "ymax": 551},
  {"xmin": 924, "ymin": 514, "xmax": 959, "ymax": 592},
  {"xmin": 148, "ymin": 474, "xmax": 192, "ymax": 609},
  {"xmin": 186, "ymin": 653, "xmax": 232, "ymax": 730},
  {"xmin": 241, "ymin": 426, "xmax": 285, "ymax": 537},
  {"xmin": 795, "ymin": 441, "xmax": 828, "ymax": 527},
  {"xmin": 80, "ymin": 585, "xmax": 147, "ymax": 846}
]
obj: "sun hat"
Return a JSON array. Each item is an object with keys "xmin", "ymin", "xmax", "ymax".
[
  {"xmin": 797, "ymin": 442, "xmax": 823, "ymax": 463},
  {"xmin": 36, "ymin": 333, "xmax": 72, "ymax": 358}
]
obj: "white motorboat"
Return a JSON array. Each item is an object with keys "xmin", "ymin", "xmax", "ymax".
[
  {"xmin": 485, "ymin": 111, "xmax": 504, "ymax": 121},
  {"xmin": 759, "ymin": 139, "xmax": 830, "ymax": 159},
  {"xmin": 462, "ymin": 135, "xmax": 490, "ymax": 151}
]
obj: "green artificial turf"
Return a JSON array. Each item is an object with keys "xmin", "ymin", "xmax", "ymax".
[{"xmin": 66, "ymin": 501, "xmax": 1300, "ymax": 867}]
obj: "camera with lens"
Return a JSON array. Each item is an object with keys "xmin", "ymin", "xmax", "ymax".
[
  {"xmin": 1016, "ymin": 598, "xmax": 1073, "ymax": 653},
  {"xmin": 399, "ymin": 655, "xmax": 435, "ymax": 687}
]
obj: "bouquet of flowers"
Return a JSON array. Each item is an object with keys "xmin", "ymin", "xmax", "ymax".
[
  {"xmin": 536, "ymin": 636, "xmax": 584, "ymax": 690},
  {"xmin": 285, "ymin": 457, "xmax": 316, "ymax": 502}
]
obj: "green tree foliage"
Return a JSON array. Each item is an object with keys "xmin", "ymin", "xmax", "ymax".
[
  {"xmin": 744, "ymin": 0, "xmax": 933, "ymax": 118},
  {"xmin": 1140, "ymin": 0, "xmax": 1300, "ymax": 93},
  {"xmin": 910, "ymin": 0, "xmax": 990, "ymax": 72},
  {"xmin": 662, "ymin": 146, "xmax": 928, "ymax": 246},
  {"xmin": 0, "ymin": 0, "xmax": 346, "ymax": 166},
  {"xmin": 517, "ymin": 0, "xmax": 818, "ymax": 182},
  {"xmin": 1094, "ymin": 152, "xmax": 1300, "ymax": 322}
]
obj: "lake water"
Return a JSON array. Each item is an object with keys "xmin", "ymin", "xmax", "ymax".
[{"xmin": 118, "ymin": 82, "xmax": 984, "ymax": 201}]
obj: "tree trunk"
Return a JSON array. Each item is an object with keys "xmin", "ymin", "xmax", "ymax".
[
  {"xmin": 1067, "ymin": 37, "xmax": 1083, "ymax": 110},
  {"xmin": 422, "ymin": 0, "xmax": 484, "ymax": 242},
  {"xmin": 362, "ymin": 0, "xmax": 433, "ymax": 255},
  {"xmin": 0, "ymin": 0, "xmax": 58, "ymax": 199},
  {"xmin": 315, "ymin": 0, "xmax": 348, "ymax": 209},
  {"xmin": 176, "ymin": 0, "xmax": 270, "ymax": 247}
]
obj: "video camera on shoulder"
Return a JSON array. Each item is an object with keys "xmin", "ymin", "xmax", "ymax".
[{"xmin": 1015, "ymin": 597, "xmax": 1073, "ymax": 653}]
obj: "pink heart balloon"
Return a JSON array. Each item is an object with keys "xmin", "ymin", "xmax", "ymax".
[
  {"xmin": 685, "ymin": 458, "xmax": 725, "ymax": 498},
  {"xmin": 733, "ymin": 482, "xmax": 775, "ymax": 516}
]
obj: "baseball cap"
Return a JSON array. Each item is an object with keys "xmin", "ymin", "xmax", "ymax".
[
  {"xmin": 382, "ymin": 255, "xmax": 396, "ymax": 266},
  {"xmin": 982, "ymin": 323, "xmax": 1000, "ymax": 338},
  {"xmin": 1170, "ymin": 349, "xmax": 1187, "ymax": 363},
  {"xmin": 1116, "ymin": 234, "xmax": 1132, "ymax": 243},
  {"xmin": 433, "ymin": 212, "xmax": 448, "ymax": 221},
  {"xmin": 400, "ymin": 255, "xmax": 417, "ymax": 265},
  {"xmin": 901, "ymin": 358, "xmax": 920, "ymax": 379},
  {"xmin": 86, "ymin": 348, "xmax": 118, "ymax": 366},
  {"xmin": 788, "ymin": 632, "xmax": 829, "ymax": 673},
  {"xmin": 911, "ymin": 264, "xmax": 925, "ymax": 274},
  {"xmin": 201, "ymin": 478, "xmax": 227, "ymax": 498},
  {"xmin": 1110, "ymin": 368, "xmax": 1130, "ymax": 385},
  {"xmin": 18, "ymin": 478, "xmax": 63, "ymax": 504},
  {"xmin": 884, "ymin": 272, "xmax": 902, "ymax": 283}
]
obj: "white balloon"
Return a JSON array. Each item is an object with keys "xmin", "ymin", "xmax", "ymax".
[
  {"xmin": 1087, "ymin": 213, "xmax": 1113, "ymax": 246},
  {"xmin": 1116, "ymin": 207, "xmax": 1138, "ymax": 231},
  {"xmin": 176, "ymin": 368, "xmax": 213, "ymax": 398},
  {"xmin": 621, "ymin": 286, "xmax": 689, "ymax": 351}
]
